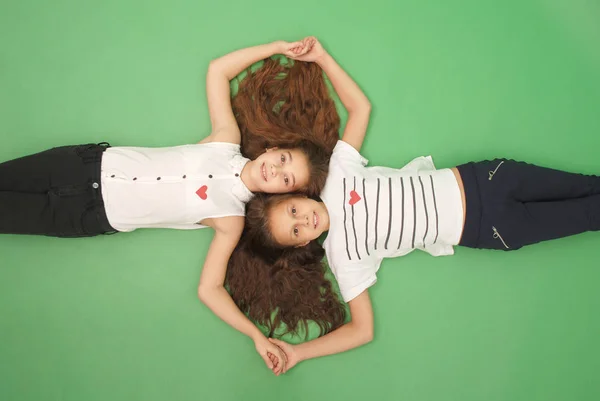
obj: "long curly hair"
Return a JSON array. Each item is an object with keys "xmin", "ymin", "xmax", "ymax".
[
  {"xmin": 226, "ymin": 57, "xmax": 346, "ymax": 337},
  {"xmin": 234, "ymin": 56, "xmax": 340, "ymax": 158},
  {"xmin": 234, "ymin": 57, "xmax": 340, "ymax": 197},
  {"xmin": 227, "ymin": 194, "xmax": 346, "ymax": 338}
]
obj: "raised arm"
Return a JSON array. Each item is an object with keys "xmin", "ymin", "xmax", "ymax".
[
  {"xmin": 197, "ymin": 216, "xmax": 287, "ymax": 374},
  {"xmin": 269, "ymin": 290, "xmax": 374, "ymax": 373},
  {"xmin": 203, "ymin": 40, "xmax": 308, "ymax": 144},
  {"xmin": 290, "ymin": 37, "xmax": 371, "ymax": 152}
]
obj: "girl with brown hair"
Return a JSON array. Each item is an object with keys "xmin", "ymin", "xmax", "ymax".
[
  {"xmin": 0, "ymin": 38, "xmax": 341, "ymax": 374},
  {"xmin": 229, "ymin": 38, "xmax": 600, "ymax": 374}
]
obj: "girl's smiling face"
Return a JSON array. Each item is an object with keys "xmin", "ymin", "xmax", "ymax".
[
  {"xmin": 247, "ymin": 148, "xmax": 310, "ymax": 193},
  {"xmin": 268, "ymin": 196, "xmax": 330, "ymax": 247}
]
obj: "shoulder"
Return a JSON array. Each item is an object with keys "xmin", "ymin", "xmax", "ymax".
[{"xmin": 331, "ymin": 140, "xmax": 369, "ymax": 167}]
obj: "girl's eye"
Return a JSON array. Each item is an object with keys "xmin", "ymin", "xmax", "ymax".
[
  {"xmin": 293, "ymin": 227, "xmax": 299, "ymax": 236},
  {"xmin": 281, "ymin": 154, "xmax": 286, "ymax": 164},
  {"xmin": 284, "ymin": 176, "xmax": 289, "ymax": 185},
  {"xmin": 291, "ymin": 207, "xmax": 296, "ymax": 214}
]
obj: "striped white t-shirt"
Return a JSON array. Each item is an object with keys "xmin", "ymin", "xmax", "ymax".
[{"xmin": 321, "ymin": 141, "xmax": 463, "ymax": 302}]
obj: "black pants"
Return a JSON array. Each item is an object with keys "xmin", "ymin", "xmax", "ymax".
[
  {"xmin": 0, "ymin": 144, "xmax": 116, "ymax": 237},
  {"xmin": 457, "ymin": 159, "xmax": 600, "ymax": 250}
]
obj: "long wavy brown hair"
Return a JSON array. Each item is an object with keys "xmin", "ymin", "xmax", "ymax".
[
  {"xmin": 227, "ymin": 194, "xmax": 346, "ymax": 338},
  {"xmin": 234, "ymin": 57, "xmax": 339, "ymax": 157},
  {"xmin": 226, "ymin": 57, "xmax": 345, "ymax": 337}
]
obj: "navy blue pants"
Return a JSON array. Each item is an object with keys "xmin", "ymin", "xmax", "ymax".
[
  {"xmin": 0, "ymin": 144, "xmax": 116, "ymax": 237},
  {"xmin": 457, "ymin": 159, "xmax": 600, "ymax": 250}
]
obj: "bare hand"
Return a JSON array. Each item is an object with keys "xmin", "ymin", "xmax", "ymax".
[
  {"xmin": 274, "ymin": 40, "xmax": 311, "ymax": 59},
  {"xmin": 268, "ymin": 338, "xmax": 300, "ymax": 374},
  {"xmin": 287, "ymin": 37, "xmax": 327, "ymax": 63},
  {"xmin": 255, "ymin": 337, "xmax": 287, "ymax": 375}
]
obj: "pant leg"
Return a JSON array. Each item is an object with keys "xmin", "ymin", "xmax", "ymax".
[
  {"xmin": 0, "ymin": 144, "xmax": 115, "ymax": 237},
  {"xmin": 472, "ymin": 195, "xmax": 600, "ymax": 250},
  {"xmin": 482, "ymin": 159, "xmax": 600, "ymax": 202},
  {"xmin": 0, "ymin": 192, "xmax": 86, "ymax": 236}
]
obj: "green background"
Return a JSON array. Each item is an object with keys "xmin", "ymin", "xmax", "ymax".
[{"xmin": 1, "ymin": 0, "xmax": 600, "ymax": 400}]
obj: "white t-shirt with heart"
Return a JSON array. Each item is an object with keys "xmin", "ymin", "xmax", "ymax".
[{"xmin": 321, "ymin": 141, "xmax": 463, "ymax": 302}]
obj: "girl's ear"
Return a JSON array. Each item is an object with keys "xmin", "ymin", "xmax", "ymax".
[{"xmin": 265, "ymin": 146, "xmax": 279, "ymax": 152}]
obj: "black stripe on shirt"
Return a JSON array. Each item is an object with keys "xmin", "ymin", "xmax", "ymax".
[
  {"xmin": 410, "ymin": 177, "xmax": 416, "ymax": 248},
  {"xmin": 362, "ymin": 178, "xmax": 370, "ymax": 256},
  {"xmin": 351, "ymin": 177, "xmax": 361, "ymax": 260},
  {"xmin": 342, "ymin": 178, "xmax": 351, "ymax": 260},
  {"xmin": 419, "ymin": 176, "xmax": 429, "ymax": 246},
  {"xmin": 384, "ymin": 177, "xmax": 393, "ymax": 249},
  {"xmin": 397, "ymin": 177, "xmax": 405, "ymax": 249},
  {"xmin": 430, "ymin": 175, "xmax": 439, "ymax": 244}
]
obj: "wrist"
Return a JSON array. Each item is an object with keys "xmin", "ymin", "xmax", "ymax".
[
  {"xmin": 250, "ymin": 330, "xmax": 267, "ymax": 344},
  {"xmin": 315, "ymin": 51, "xmax": 331, "ymax": 66},
  {"xmin": 294, "ymin": 343, "xmax": 310, "ymax": 362},
  {"xmin": 270, "ymin": 41, "xmax": 286, "ymax": 55}
]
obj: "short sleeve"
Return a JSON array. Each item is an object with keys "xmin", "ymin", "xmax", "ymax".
[
  {"xmin": 327, "ymin": 256, "xmax": 382, "ymax": 302},
  {"xmin": 331, "ymin": 141, "xmax": 369, "ymax": 167}
]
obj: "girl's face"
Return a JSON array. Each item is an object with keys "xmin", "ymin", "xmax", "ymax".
[
  {"xmin": 268, "ymin": 196, "xmax": 330, "ymax": 247},
  {"xmin": 248, "ymin": 148, "xmax": 310, "ymax": 194}
]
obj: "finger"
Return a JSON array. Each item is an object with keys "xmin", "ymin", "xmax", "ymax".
[
  {"xmin": 298, "ymin": 45, "xmax": 310, "ymax": 56},
  {"xmin": 281, "ymin": 359, "xmax": 287, "ymax": 374},
  {"xmin": 287, "ymin": 41, "xmax": 303, "ymax": 50},
  {"xmin": 261, "ymin": 353, "xmax": 274, "ymax": 369},
  {"xmin": 278, "ymin": 350, "xmax": 288, "ymax": 364}
]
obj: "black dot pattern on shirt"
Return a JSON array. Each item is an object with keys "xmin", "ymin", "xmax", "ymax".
[
  {"xmin": 209, "ymin": 175, "xmax": 213, "ymax": 178},
  {"xmin": 157, "ymin": 177, "xmax": 161, "ymax": 180}
]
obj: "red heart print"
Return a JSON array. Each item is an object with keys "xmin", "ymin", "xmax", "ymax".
[
  {"xmin": 349, "ymin": 190, "xmax": 361, "ymax": 206},
  {"xmin": 196, "ymin": 185, "xmax": 208, "ymax": 200}
]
